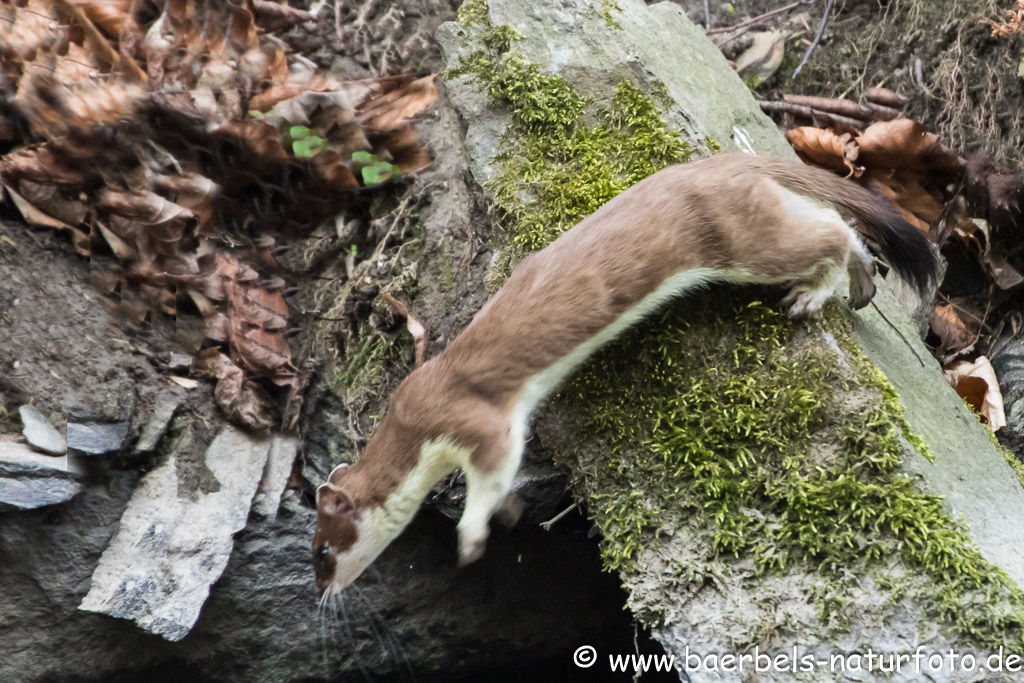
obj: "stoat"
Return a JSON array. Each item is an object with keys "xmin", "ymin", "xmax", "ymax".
[{"xmin": 312, "ymin": 152, "xmax": 936, "ymax": 596}]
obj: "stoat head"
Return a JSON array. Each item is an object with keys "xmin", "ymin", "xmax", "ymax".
[{"xmin": 312, "ymin": 463, "xmax": 373, "ymax": 596}]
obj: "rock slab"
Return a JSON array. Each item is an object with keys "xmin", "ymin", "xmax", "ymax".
[
  {"xmin": 68, "ymin": 419, "xmax": 130, "ymax": 456},
  {"xmin": 252, "ymin": 433, "xmax": 298, "ymax": 519},
  {"xmin": 19, "ymin": 405, "xmax": 66, "ymax": 455},
  {"xmin": 133, "ymin": 389, "xmax": 184, "ymax": 455},
  {"xmin": 0, "ymin": 438, "xmax": 82, "ymax": 510},
  {"xmin": 79, "ymin": 425, "xmax": 272, "ymax": 641}
]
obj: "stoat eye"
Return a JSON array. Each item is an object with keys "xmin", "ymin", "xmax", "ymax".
[{"xmin": 316, "ymin": 545, "xmax": 329, "ymax": 562}]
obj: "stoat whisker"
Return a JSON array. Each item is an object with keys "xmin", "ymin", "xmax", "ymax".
[
  {"xmin": 317, "ymin": 592, "xmax": 331, "ymax": 666},
  {"xmin": 338, "ymin": 590, "xmax": 375, "ymax": 683},
  {"xmin": 351, "ymin": 583, "xmax": 416, "ymax": 682}
]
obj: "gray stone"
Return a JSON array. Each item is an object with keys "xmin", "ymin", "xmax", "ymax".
[
  {"xmin": 79, "ymin": 425, "xmax": 272, "ymax": 641},
  {"xmin": 19, "ymin": 404, "xmax": 66, "ymax": 455},
  {"xmin": 437, "ymin": 0, "xmax": 793, "ymax": 192},
  {"xmin": 68, "ymin": 419, "xmax": 130, "ymax": 456},
  {"xmin": 167, "ymin": 352, "xmax": 193, "ymax": 372},
  {"xmin": 0, "ymin": 438, "xmax": 82, "ymax": 509},
  {"xmin": 252, "ymin": 433, "xmax": 298, "ymax": 519},
  {"xmin": 133, "ymin": 390, "xmax": 184, "ymax": 455}
]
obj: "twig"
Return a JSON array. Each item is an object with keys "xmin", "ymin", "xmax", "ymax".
[
  {"xmin": 758, "ymin": 100, "xmax": 866, "ymax": 131},
  {"xmin": 704, "ymin": 0, "xmax": 711, "ymax": 29},
  {"xmin": 781, "ymin": 93, "xmax": 873, "ymax": 120},
  {"xmin": 706, "ymin": 0, "xmax": 811, "ymax": 35},
  {"xmin": 869, "ymin": 300, "xmax": 926, "ymax": 368},
  {"xmin": 540, "ymin": 501, "xmax": 580, "ymax": 531},
  {"xmin": 792, "ymin": 0, "xmax": 835, "ymax": 79}
]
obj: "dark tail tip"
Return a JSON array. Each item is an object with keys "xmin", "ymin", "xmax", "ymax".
[{"xmin": 876, "ymin": 214, "xmax": 937, "ymax": 297}]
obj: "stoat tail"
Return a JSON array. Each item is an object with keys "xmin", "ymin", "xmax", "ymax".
[{"xmin": 753, "ymin": 157, "xmax": 938, "ymax": 296}]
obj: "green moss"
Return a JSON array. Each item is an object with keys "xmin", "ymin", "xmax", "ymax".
[
  {"xmin": 448, "ymin": 18, "xmax": 692, "ymax": 263},
  {"xmin": 482, "ymin": 24, "xmax": 523, "ymax": 53},
  {"xmin": 1003, "ymin": 446, "xmax": 1024, "ymax": 490},
  {"xmin": 457, "ymin": 0, "xmax": 489, "ymax": 27},
  {"xmin": 980, "ymin": 409, "xmax": 1024, "ymax": 491},
  {"xmin": 602, "ymin": 0, "xmax": 622, "ymax": 29},
  {"xmin": 551, "ymin": 292, "xmax": 1024, "ymax": 648},
  {"xmin": 334, "ymin": 330, "xmax": 412, "ymax": 395}
]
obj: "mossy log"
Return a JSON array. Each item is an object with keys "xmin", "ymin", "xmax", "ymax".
[{"xmin": 438, "ymin": 0, "xmax": 1024, "ymax": 678}]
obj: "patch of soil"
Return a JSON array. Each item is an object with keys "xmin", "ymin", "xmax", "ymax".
[{"xmin": 0, "ymin": 213, "xmax": 172, "ymax": 442}]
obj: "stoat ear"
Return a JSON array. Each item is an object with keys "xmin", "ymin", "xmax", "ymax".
[
  {"xmin": 328, "ymin": 463, "xmax": 351, "ymax": 485},
  {"xmin": 317, "ymin": 483, "xmax": 355, "ymax": 516}
]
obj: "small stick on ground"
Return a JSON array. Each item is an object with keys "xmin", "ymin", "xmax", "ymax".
[
  {"xmin": 870, "ymin": 300, "xmax": 927, "ymax": 368},
  {"xmin": 792, "ymin": 0, "xmax": 835, "ymax": 79},
  {"xmin": 540, "ymin": 501, "xmax": 580, "ymax": 531},
  {"xmin": 758, "ymin": 100, "xmax": 867, "ymax": 132},
  {"xmin": 706, "ymin": 0, "xmax": 811, "ymax": 35}
]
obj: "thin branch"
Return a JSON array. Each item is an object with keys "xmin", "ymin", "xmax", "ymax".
[
  {"xmin": 706, "ymin": 0, "xmax": 811, "ymax": 35},
  {"xmin": 758, "ymin": 100, "xmax": 866, "ymax": 131},
  {"xmin": 870, "ymin": 300, "xmax": 926, "ymax": 368},
  {"xmin": 792, "ymin": 0, "xmax": 835, "ymax": 79}
]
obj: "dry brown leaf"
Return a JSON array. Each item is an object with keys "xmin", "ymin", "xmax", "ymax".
[
  {"xmin": 377, "ymin": 125, "xmax": 433, "ymax": 173},
  {"xmin": 232, "ymin": 327, "xmax": 293, "ymax": 375},
  {"xmin": 1, "ymin": 144, "xmax": 99, "ymax": 186},
  {"xmin": 15, "ymin": 180, "xmax": 88, "ymax": 225},
  {"xmin": 96, "ymin": 188, "xmax": 196, "ymax": 244},
  {"xmin": 309, "ymin": 150, "xmax": 361, "ymax": 191},
  {"xmin": 944, "ymin": 356, "xmax": 1007, "ymax": 430},
  {"xmin": 952, "ymin": 217, "xmax": 1024, "ymax": 290},
  {"xmin": 785, "ymin": 127, "xmax": 860, "ymax": 175},
  {"xmin": 230, "ymin": 287, "xmax": 289, "ymax": 332},
  {"xmin": 95, "ymin": 221, "xmax": 136, "ymax": 261},
  {"xmin": 193, "ymin": 348, "xmax": 272, "ymax": 430},
  {"xmin": 358, "ymin": 75, "xmax": 439, "ymax": 131},
  {"xmin": 863, "ymin": 168, "xmax": 944, "ymax": 227},
  {"xmin": 856, "ymin": 119, "xmax": 961, "ymax": 172},
  {"xmin": 0, "ymin": 114, "xmax": 16, "ymax": 141},
  {"xmin": 929, "ymin": 302, "xmax": 979, "ymax": 360},
  {"xmin": 3, "ymin": 184, "xmax": 91, "ymax": 255},
  {"xmin": 2, "ymin": 0, "xmax": 434, "ymax": 439},
  {"xmin": 990, "ymin": 0, "xmax": 1024, "ymax": 38},
  {"xmin": 73, "ymin": 0, "xmax": 131, "ymax": 37}
]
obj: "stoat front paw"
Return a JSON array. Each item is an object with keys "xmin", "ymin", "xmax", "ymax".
[{"xmin": 457, "ymin": 532, "xmax": 488, "ymax": 567}]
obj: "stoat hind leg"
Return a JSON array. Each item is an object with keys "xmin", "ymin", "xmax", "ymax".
[
  {"xmin": 766, "ymin": 182, "xmax": 856, "ymax": 317},
  {"xmin": 457, "ymin": 429, "xmax": 525, "ymax": 566},
  {"xmin": 782, "ymin": 260, "xmax": 844, "ymax": 318}
]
